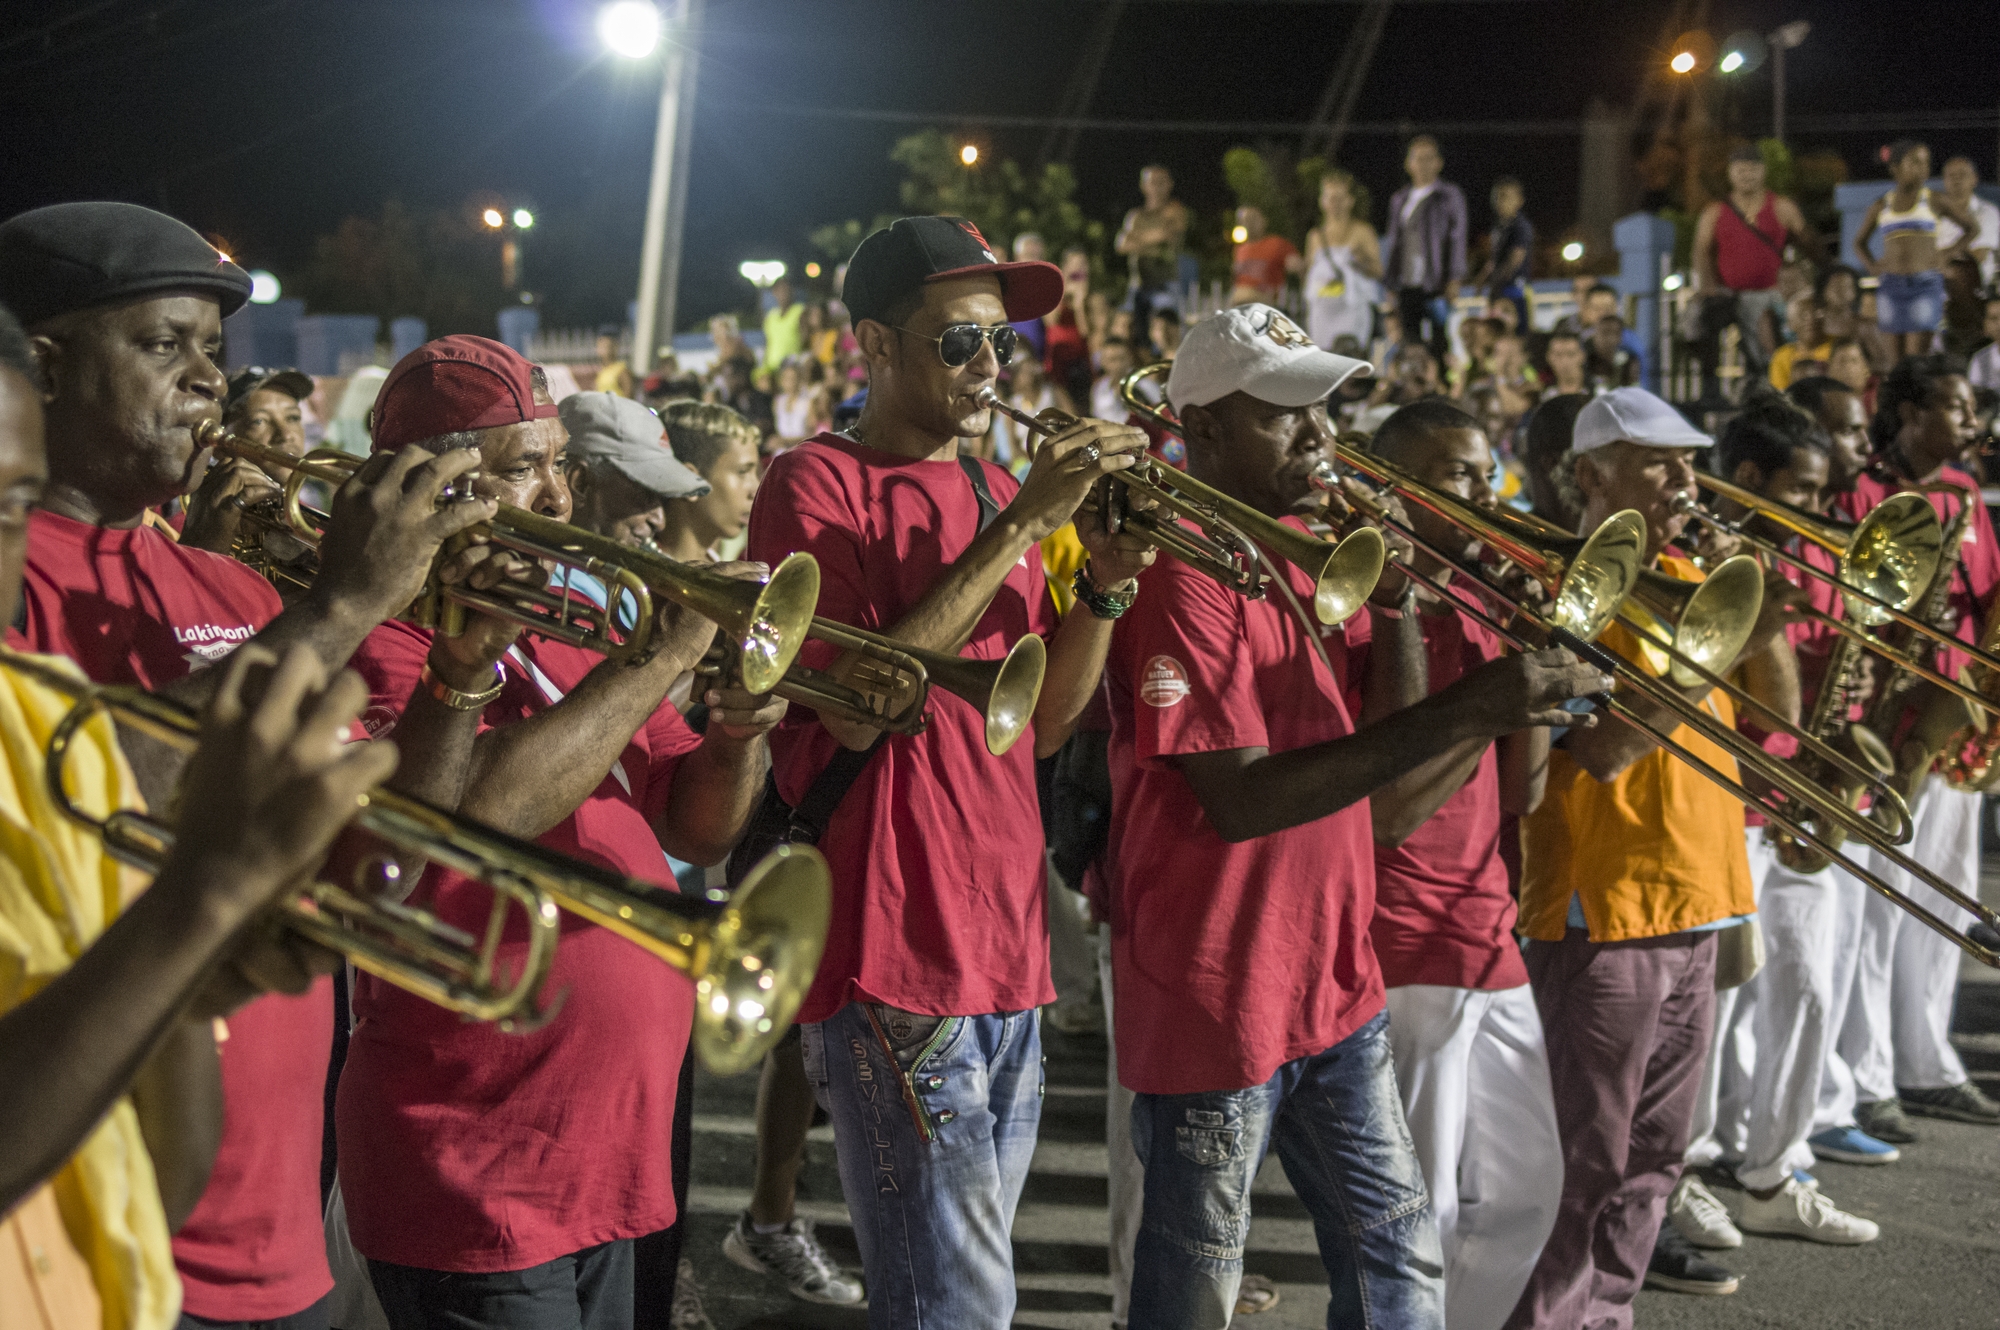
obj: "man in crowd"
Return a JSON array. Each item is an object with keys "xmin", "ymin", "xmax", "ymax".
[
  {"xmin": 329, "ymin": 335, "xmax": 786, "ymax": 1329},
  {"xmin": 762, "ymin": 277, "xmax": 805, "ymax": 372},
  {"xmin": 1361, "ymin": 399, "xmax": 1567, "ymax": 1330},
  {"xmin": 1114, "ymin": 165, "xmax": 1191, "ymax": 344},
  {"xmin": 1509, "ymin": 387, "xmax": 1797, "ymax": 1323},
  {"xmin": 223, "ymin": 364, "xmax": 314, "ymax": 480},
  {"xmin": 1670, "ymin": 398, "xmax": 1887, "ymax": 1261},
  {"xmin": 1788, "ymin": 375, "xmax": 1875, "ymax": 493},
  {"xmin": 1477, "ymin": 176, "xmax": 1536, "ymax": 334},
  {"xmin": 1542, "ymin": 332, "xmax": 1589, "ymax": 400},
  {"xmin": 1830, "ymin": 355, "xmax": 2000, "ymax": 1143},
  {"xmin": 1693, "ymin": 146, "xmax": 1817, "ymax": 382},
  {"xmin": 1229, "ymin": 205, "xmax": 1301, "ymax": 306},
  {"xmin": 1104, "ymin": 304, "xmax": 1607, "ymax": 1328},
  {"xmin": 1938, "ymin": 155, "xmax": 2000, "ymax": 285},
  {"xmin": 0, "ymin": 299, "xmax": 396, "ymax": 1330},
  {"xmin": 748, "ymin": 215, "xmax": 1155, "ymax": 1328},
  {"xmin": 0, "ymin": 200, "xmax": 504, "ymax": 1330},
  {"xmin": 1382, "ymin": 135, "xmax": 1468, "ymax": 364}
]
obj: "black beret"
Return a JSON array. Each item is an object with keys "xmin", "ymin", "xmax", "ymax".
[{"xmin": 0, "ymin": 201, "xmax": 253, "ymax": 328}]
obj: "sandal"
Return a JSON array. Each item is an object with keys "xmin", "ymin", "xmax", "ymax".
[{"xmin": 1235, "ymin": 1273, "xmax": 1281, "ymax": 1315}]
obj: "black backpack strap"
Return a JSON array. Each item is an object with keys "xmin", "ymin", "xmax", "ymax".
[
  {"xmin": 959, "ymin": 455, "xmax": 1001, "ymax": 534},
  {"xmin": 786, "ymin": 734, "xmax": 887, "ymax": 842}
]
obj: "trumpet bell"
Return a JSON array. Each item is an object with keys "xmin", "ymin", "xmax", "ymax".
[
  {"xmin": 1841, "ymin": 492, "xmax": 1944, "ymax": 627},
  {"xmin": 948, "ymin": 632, "xmax": 1047, "ymax": 756},
  {"xmin": 693, "ymin": 844, "xmax": 832, "ymax": 1076},
  {"xmin": 1624, "ymin": 554, "xmax": 1765, "ymax": 688},
  {"xmin": 1305, "ymin": 526, "xmax": 1387, "ymax": 626}
]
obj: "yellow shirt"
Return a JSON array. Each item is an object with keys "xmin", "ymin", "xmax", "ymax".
[
  {"xmin": 1518, "ymin": 557, "xmax": 1755, "ymax": 942},
  {"xmin": 1041, "ymin": 523, "xmax": 1088, "ymax": 616},
  {"xmin": 0, "ymin": 655, "xmax": 178, "ymax": 1330},
  {"xmin": 1767, "ymin": 339, "xmax": 1830, "ymax": 390}
]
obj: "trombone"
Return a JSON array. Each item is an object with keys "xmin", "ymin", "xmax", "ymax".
[
  {"xmin": 1675, "ymin": 477, "xmax": 1998, "ymax": 720},
  {"xmin": 978, "ymin": 378, "xmax": 1385, "ymax": 626},
  {"xmin": 1307, "ymin": 463, "xmax": 2000, "ymax": 968},
  {"xmin": 5, "ymin": 649, "xmax": 832, "ymax": 1070},
  {"xmin": 195, "ymin": 424, "xmax": 820, "ymax": 694},
  {"xmin": 739, "ymin": 621, "xmax": 1049, "ymax": 757}
]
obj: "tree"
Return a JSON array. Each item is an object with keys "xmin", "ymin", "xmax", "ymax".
[
  {"xmin": 810, "ymin": 130, "xmax": 1109, "ymax": 285},
  {"xmin": 295, "ymin": 201, "xmax": 509, "ymax": 337}
]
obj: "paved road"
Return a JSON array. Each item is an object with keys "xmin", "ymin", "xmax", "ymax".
[{"xmin": 679, "ymin": 876, "xmax": 2000, "ymax": 1330}]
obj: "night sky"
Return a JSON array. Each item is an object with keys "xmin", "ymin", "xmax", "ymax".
[{"xmin": 6, "ymin": 0, "xmax": 1998, "ymax": 332}]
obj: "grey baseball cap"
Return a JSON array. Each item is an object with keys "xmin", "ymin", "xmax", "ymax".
[{"xmin": 558, "ymin": 392, "xmax": 709, "ymax": 499}]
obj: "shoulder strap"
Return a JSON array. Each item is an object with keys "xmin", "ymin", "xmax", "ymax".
[
  {"xmin": 1726, "ymin": 198, "xmax": 1788, "ymax": 258},
  {"xmin": 786, "ymin": 455, "xmax": 1002, "ymax": 841},
  {"xmin": 958, "ymin": 455, "xmax": 1001, "ymax": 534}
]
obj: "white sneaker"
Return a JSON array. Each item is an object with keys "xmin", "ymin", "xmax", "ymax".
[
  {"xmin": 723, "ymin": 1212, "xmax": 866, "ymax": 1305},
  {"xmin": 1668, "ymin": 1173, "xmax": 1742, "ymax": 1249},
  {"xmin": 1736, "ymin": 1178, "xmax": 1879, "ymax": 1245}
]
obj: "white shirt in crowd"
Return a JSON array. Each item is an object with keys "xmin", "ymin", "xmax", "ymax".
[{"xmin": 1938, "ymin": 194, "xmax": 2000, "ymax": 284}]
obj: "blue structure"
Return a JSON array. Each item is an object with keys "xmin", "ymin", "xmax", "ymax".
[
  {"xmin": 295, "ymin": 315, "xmax": 380, "ymax": 376},
  {"xmin": 496, "ymin": 307, "xmax": 539, "ymax": 356},
  {"xmin": 222, "ymin": 299, "xmax": 303, "ymax": 373},
  {"xmin": 1614, "ymin": 212, "xmax": 1676, "ymax": 394},
  {"xmin": 389, "ymin": 317, "xmax": 427, "ymax": 363}
]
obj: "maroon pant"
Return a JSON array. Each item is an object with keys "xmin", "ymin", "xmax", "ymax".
[{"xmin": 1504, "ymin": 929, "xmax": 1717, "ymax": 1330}]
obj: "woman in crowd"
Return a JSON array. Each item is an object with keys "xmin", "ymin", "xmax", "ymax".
[
  {"xmin": 770, "ymin": 358, "xmax": 822, "ymax": 455},
  {"xmin": 1304, "ymin": 168, "xmax": 1382, "ymax": 351},
  {"xmin": 1855, "ymin": 140, "xmax": 1979, "ymax": 360},
  {"xmin": 985, "ymin": 355, "xmax": 1075, "ymax": 476}
]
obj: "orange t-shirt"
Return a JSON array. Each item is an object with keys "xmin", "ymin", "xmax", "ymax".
[
  {"xmin": 1232, "ymin": 236, "xmax": 1298, "ymax": 299},
  {"xmin": 1518, "ymin": 556, "xmax": 1755, "ymax": 942}
]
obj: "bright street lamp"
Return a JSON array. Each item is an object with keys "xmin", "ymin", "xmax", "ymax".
[
  {"xmin": 482, "ymin": 208, "xmax": 505, "ymax": 229},
  {"xmin": 512, "ymin": 208, "xmax": 536, "ymax": 229},
  {"xmin": 1669, "ymin": 50, "xmax": 1695, "ymax": 74},
  {"xmin": 1718, "ymin": 50, "xmax": 1743, "ymax": 73},
  {"xmin": 1231, "ymin": 225, "xmax": 1249, "ymax": 244},
  {"xmin": 598, "ymin": 1, "xmax": 662, "ymax": 59},
  {"xmin": 1561, "ymin": 241, "xmax": 1585, "ymax": 263},
  {"xmin": 739, "ymin": 260, "xmax": 786, "ymax": 288},
  {"xmin": 959, "ymin": 144, "xmax": 979, "ymax": 166}
]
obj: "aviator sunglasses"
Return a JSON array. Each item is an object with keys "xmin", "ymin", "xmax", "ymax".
[{"xmin": 894, "ymin": 321, "xmax": 1019, "ymax": 368}]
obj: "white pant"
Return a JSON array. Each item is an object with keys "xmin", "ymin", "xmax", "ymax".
[
  {"xmin": 1719, "ymin": 851, "xmax": 1858, "ymax": 1189},
  {"xmin": 1815, "ymin": 863, "xmax": 1874, "ymax": 1130},
  {"xmin": 1686, "ymin": 829, "xmax": 1773, "ymax": 1166},
  {"xmin": 1099, "ymin": 924, "xmax": 1142, "ymax": 1326},
  {"xmin": 1842, "ymin": 774, "xmax": 1978, "ymax": 1100},
  {"xmin": 1384, "ymin": 983, "xmax": 1562, "ymax": 1330}
]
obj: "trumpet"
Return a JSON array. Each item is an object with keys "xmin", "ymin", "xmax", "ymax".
[
  {"xmin": 1674, "ymin": 478, "xmax": 1997, "ymax": 721},
  {"xmin": 746, "ymin": 621, "xmax": 1048, "ymax": 757},
  {"xmin": 7, "ymin": 649, "xmax": 831, "ymax": 1070},
  {"xmin": 195, "ymin": 424, "xmax": 819, "ymax": 694},
  {"xmin": 977, "ymin": 380, "xmax": 1385, "ymax": 626},
  {"xmin": 1302, "ymin": 468, "xmax": 2000, "ymax": 967}
]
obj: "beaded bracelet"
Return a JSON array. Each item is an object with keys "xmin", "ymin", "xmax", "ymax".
[{"xmin": 1072, "ymin": 565, "xmax": 1139, "ymax": 619}]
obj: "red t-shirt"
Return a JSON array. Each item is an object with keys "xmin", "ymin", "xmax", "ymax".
[
  {"xmin": 16, "ymin": 509, "xmax": 334, "ymax": 1319},
  {"xmin": 747, "ymin": 433, "xmax": 1058, "ymax": 1023},
  {"xmin": 1233, "ymin": 235, "xmax": 1299, "ymax": 299},
  {"xmin": 1104, "ymin": 518, "xmax": 1383, "ymax": 1096},
  {"xmin": 335, "ymin": 624, "xmax": 701, "ymax": 1272},
  {"xmin": 1342, "ymin": 603, "xmax": 1527, "ymax": 991}
]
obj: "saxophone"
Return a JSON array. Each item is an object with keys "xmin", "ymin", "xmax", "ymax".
[
  {"xmin": 1769, "ymin": 628, "xmax": 1893, "ymax": 873},
  {"xmin": 1861, "ymin": 481, "xmax": 1981, "ymax": 818}
]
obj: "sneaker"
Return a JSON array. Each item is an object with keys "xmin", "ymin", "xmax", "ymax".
[
  {"xmin": 1737, "ymin": 1178, "xmax": 1880, "ymax": 1244},
  {"xmin": 723, "ymin": 1212, "xmax": 866, "ymax": 1305},
  {"xmin": 1793, "ymin": 1168, "xmax": 1818, "ymax": 1190},
  {"xmin": 1808, "ymin": 1126, "xmax": 1901, "ymax": 1165},
  {"xmin": 1854, "ymin": 1098, "xmax": 1919, "ymax": 1144},
  {"xmin": 671, "ymin": 1258, "xmax": 715, "ymax": 1330},
  {"xmin": 1234, "ymin": 1273, "xmax": 1281, "ymax": 1315},
  {"xmin": 1667, "ymin": 1173, "xmax": 1742, "ymax": 1250},
  {"xmin": 1899, "ymin": 1082, "xmax": 2000, "ymax": 1125},
  {"xmin": 1645, "ymin": 1226, "xmax": 1741, "ymax": 1295}
]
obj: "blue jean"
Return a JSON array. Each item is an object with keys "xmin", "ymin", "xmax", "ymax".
[
  {"xmin": 1129, "ymin": 1011, "xmax": 1446, "ymax": 1330},
  {"xmin": 802, "ymin": 1003, "xmax": 1043, "ymax": 1329}
]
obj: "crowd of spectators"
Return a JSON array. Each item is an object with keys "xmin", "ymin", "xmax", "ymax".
[{"xmin": 590, "ymin": 132, "xmax": 2000, "ymax": 506}]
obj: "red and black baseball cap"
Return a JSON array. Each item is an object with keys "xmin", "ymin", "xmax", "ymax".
[
  {"xmin": 841, "ymin": 216, "xmax": 1063, "ymax": 327},
  {"xmin": 370, "ymin": 334, "xmax": 558, "ymax": 452}
]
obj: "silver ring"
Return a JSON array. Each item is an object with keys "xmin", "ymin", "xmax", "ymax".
[{"xmin": 1077, "ymin": 443, "xmax": 1101, "ymax": 466}]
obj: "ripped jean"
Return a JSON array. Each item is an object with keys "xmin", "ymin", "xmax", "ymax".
[
  {"xmin": 801, "ymin": 1004, "xmax": 1042, "ymax": 1330},
  {"xmin": 1129, "ymin": 1010, "xmax": 1445, "ymax": 1330}
]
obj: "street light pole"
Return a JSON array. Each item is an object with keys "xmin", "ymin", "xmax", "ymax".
[
  {"xmin": 631, "ymin": 0, "xmax": 702, "ymax": 378},
  {"xmin": 1768, "ymin": 21, "xmax": 1809, "ymax": 144}
]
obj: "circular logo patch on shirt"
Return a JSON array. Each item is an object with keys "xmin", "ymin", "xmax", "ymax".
[{"xmin": 1140, "ymin": 655, "xmax": 1191, "ymax": 708}]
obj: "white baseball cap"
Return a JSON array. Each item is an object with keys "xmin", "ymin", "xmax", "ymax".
[
  {"xmin": 1571, "ymin": 387, "xmax": 1711, "ymax": 453},
  {"xmin": 1166, "ymin": 304, "xmax": 1372, "ymax": 413}
]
